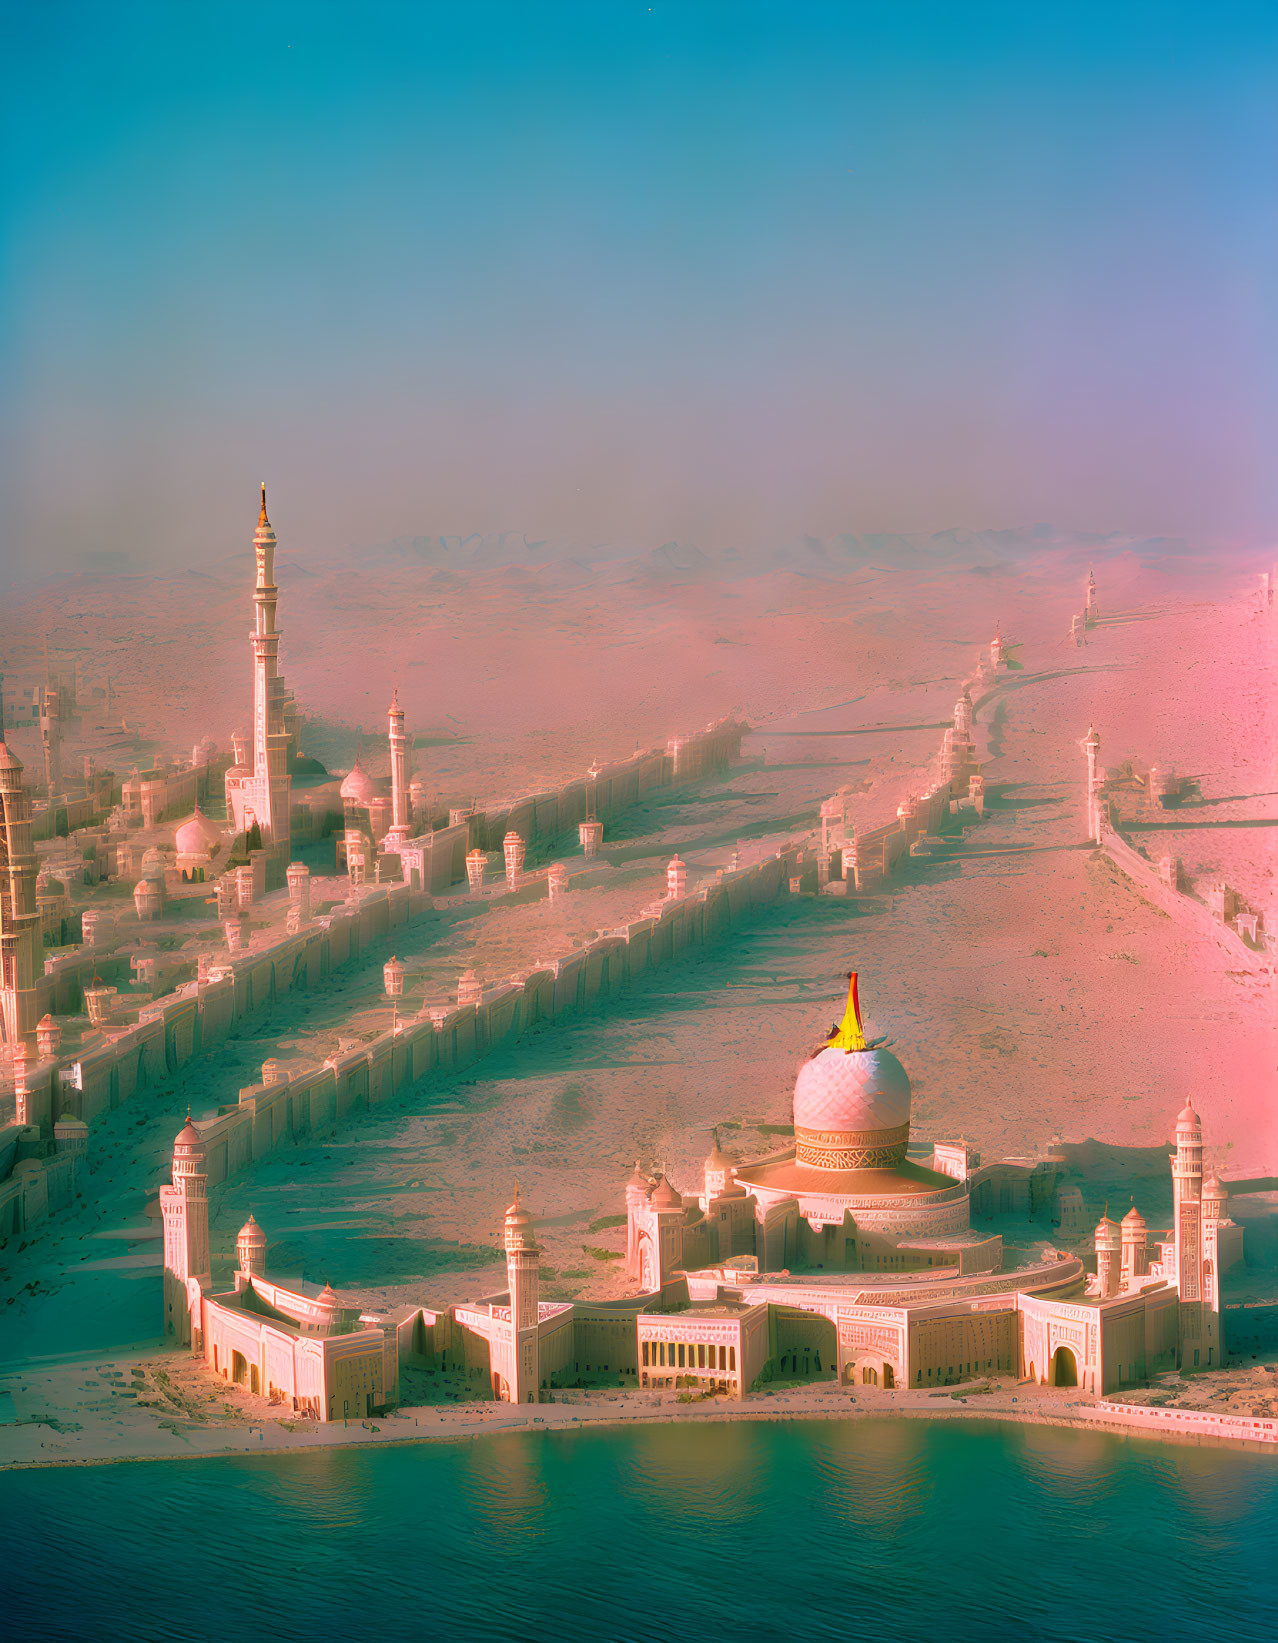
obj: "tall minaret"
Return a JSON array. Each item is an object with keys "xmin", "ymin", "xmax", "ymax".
[
  {"xmin": 1172, "ymin": 1100, "xmax": 1205, "ymax": 1366},
  {"xmin": 159, "ymin": 1118, "xmax": 211, "ymax": 1344},
  {"xmin": 0, "ymin": 694, "xmax": 40, "ymax": 1048},
  {"xmin": 386, "ymin": 688, "xmax": 410, "ymax": 844},
  {"xmin": 1085, "ymin": 565, "xmax": 1098, "ymax": 625},
  {"xmin": 502, "ymin": 1188, "xmax": 541, "ymax": 1403},
  {"xmin": 1082, "ymin": 725, "xmax": 1102, "ymax": 844},
  {"xmin": 248, "ymin": 485, "xmax": 292, "ymax": 854}
]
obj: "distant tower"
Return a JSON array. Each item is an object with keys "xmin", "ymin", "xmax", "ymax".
[
  {"xmin": 386, "ymin": 689, "xmax": 410, "ymax": 845},
  {"xmin": 245, "ymin": 485, "xmax": 292, "ymax": 854},
  {"xmin": 1094, "ymin": 1213, "xmax": 1121, "ymax": 1298},
  {"xmin": 1120, "ymin": 1205, "xmax": 1147, "ymax": 1285},
  {"xmin": 1082, "ymin": 726, "xmax": 1102, "ymax": 844},
  {"xmin": 666, "ymin": 855, "xmax": 687, "ymax": 898},
  {"xmin": 159, "ymin": 1119, "xmax": 211, "ymax": 1344},
  {"xmin": 237, "ymin": 1214, "xmax": 267, "ymax": 1278},
  {"xmin": 989, "ymin": 625, "xmax": 1004, "ymax": 669},
  {"xmin": 1085, "ymin": 565, "xmax": 1098, "ymax": 625},
  {"xmin": 0, "ymin": 716, "xmax": 41, "ymax": 1048},
  {"xmin": 503, "ymin": 1189, "xmax": 541, "ymax": 1403},
  {"xmin": 703, "ymin": 1130, "xmax": 737, "ymax": 1201},
  {"xmin": 503, "ymin": 831, "xmax": 526, "ymax": 888},
  {"xmin": 39, "ymin": 684, "xmax": 62, "ymax": 794},
  {"xmin": 286, "ymin": 860, "xmax": 311, "ymax": 929}
]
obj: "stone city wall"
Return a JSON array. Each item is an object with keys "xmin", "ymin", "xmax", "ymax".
[
  {"xmin": 466, "ymin": 718, "xmax": 743, "ymax": 858},
  {"xmin": 0, "ymin": 710, "xmax": 942, "ymax": 1242},
  {"xmin": 188, "ymin": 847, "xmax": 800, "ymax": 1192},
  {"xmin": 1085, "ymin": 1400, "xmax": 1278, "ymax": 1447},
  {"xmin": 1098, "ymin": 821, "xmax": 1271, "ymax": 967}
]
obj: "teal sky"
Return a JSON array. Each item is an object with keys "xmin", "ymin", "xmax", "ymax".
[{"xmin": 3, "ymin": 2, "xmax": 1276, "ymax": 571}]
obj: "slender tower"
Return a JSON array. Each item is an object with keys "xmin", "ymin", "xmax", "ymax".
[
  {"xmin": 40, "ymin": 684, "xmax": 62, "ymax": 795},
  {"xmin": 502, "ymin": 1189, "xmax": 541, "ymax": 1403},
  {"xmin": 247, "ymin": 485, "xmax": 292, "ymax": 854},
  {"xmin": 386, "ymin": 689, "xmax": 410, "ymax": 844},
  {"xmin": 1200, "ymin": 1173, "xmax": 1226, "ymax": 1368},
  {"xmin": 0, "ymin": 686, "xmax": 40, "ymax": 1047},
  {"xmin": 1082, "ymin": 725, "xmax": 1101, "ymax": 844},
  {"xmin": 1094, "ymin": 1214, "xmax": 1121, "ymax": 1297},
  {"xmin": 1172, "ymin": 1100, "xmax": 1205, "ymax": 1366},
  {"xmin": 1085, "ymin": 565, "xmax": 1098, "ymax": 625},
  {"xmin": 159, "ymin": 1118, "xmax": 211, "ymax": 1344}
]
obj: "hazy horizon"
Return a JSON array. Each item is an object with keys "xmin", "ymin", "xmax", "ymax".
[{"xmin": 5, "ymin": 3, "xmax": 1277, "ymax": 578}]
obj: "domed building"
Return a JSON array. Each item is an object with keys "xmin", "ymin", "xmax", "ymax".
[
  {"xmin": 174, "ymin": 807, "xmax": 223, "ymax": 881},
  {"xmin": 626, "ymin": 975, "xmax": 1001, "ymax": 1289},
  {"xmin": 730, "ymin": 975, "xmax": 974, "ymax": 1265},
  {"xmin": 339, "ymin": 759, "xmax": 376, "ymax": 809}
]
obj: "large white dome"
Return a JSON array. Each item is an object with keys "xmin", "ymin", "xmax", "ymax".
[{"xmin": 792, "ymin": 1045, "xmax": 912, "ymax": 1171}]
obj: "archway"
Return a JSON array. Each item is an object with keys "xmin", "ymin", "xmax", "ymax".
[
  {"xmin": 1051, "ymin": 1346, "xmax": 1078, "ymax": 1388},
  {"xmin": 231, "ymin": 1351, "xmax": 248, "ymax": 1386},
  {"xmin": 862, "ymin": 1366, "xmax": 879, "ymax": 1386}
]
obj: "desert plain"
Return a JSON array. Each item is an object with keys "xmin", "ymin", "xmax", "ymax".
[{"xmin": 1, "ymin": 524, "xmax": 1275, "ymax": 1457}]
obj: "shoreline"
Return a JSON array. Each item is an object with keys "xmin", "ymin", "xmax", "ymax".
[{"xmin": 4, "ymin": 1382, "xmax": 1275, "ymax": 1474}]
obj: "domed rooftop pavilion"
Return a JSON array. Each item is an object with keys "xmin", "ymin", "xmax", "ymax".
[{"xmin": 733, "ymin": 974, "xmax": 962, "ymax": 1203}]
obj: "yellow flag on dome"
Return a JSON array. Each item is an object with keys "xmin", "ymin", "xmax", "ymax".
[{"xmin": 826, "ymin": 972, "xmax": 868, "ymax": 1052}]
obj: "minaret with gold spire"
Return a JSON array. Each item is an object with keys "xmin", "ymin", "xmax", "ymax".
[{"xmin": 245, "ymin": 484, "xmax": 292, "ymax": 855}]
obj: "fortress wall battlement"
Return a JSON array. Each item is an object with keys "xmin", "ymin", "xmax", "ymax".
[{"xmin": 1099, "ymin": 821, "xmax": 1270, "ymax": 967}]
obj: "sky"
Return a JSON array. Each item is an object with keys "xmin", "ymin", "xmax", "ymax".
[{"xmin": 2, "ymin": 1, "xmax": 1277, "ymax": 574}]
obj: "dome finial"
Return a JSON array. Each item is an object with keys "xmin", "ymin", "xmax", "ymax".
[
  {"xmin": 826, "ymin": 972, "xmax": 868, "ymax": 1053},
  {"xmin": 258, "ymin": 482, "xmax": 269, "ymax": 527}
]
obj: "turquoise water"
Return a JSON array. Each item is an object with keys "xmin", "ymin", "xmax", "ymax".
[{"xmin": 5, "ymin": 1419, "xmax": 1277, "ymax": 1642}]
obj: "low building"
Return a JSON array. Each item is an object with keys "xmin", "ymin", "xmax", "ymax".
[{"xmin": 637, "ymin": 1301, "xmax": 769, "ymax": 1398}]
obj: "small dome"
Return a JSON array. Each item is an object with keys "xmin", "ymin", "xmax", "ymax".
[
  {"xmin": 174, "ymin": 1119, "xmax": 203, "ymax": 1151},
  {"xmin": 175, "ymin": 808, "xmax": 222, "ymax": 855},
  {"xmin": 505, "ymin": 1196, "xmax": 534, "ymax": 1225},
  {"xmin": 649, "ymin": 1174, "xmax": 683, "ymax": 1209},
  {"xmin": 316, "ymin": 1283, "xmax": 339, "ymax": 1309},
  {"xmin": 340, "ymin": 760, "xmax": 376, "ymax": 803},
  {"xmin": 1176, "ymin": 1101, "xmax": 1200, "ymax": 1128},
  {"xmin": 1121, "ymin": 1206, "xmax": 1145, "ymax": 1228},
  {"xmin": 1203, "ymin": 1174, "xmax": 1225, "ymax": 1196},
  {"xmin": 238, "ymin": 1214, "xmax": 266, "ymax": 1244},
  {"xmin": 1094, "ymin": 1215, "xmax": 1120, "ymax": 1238}
]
